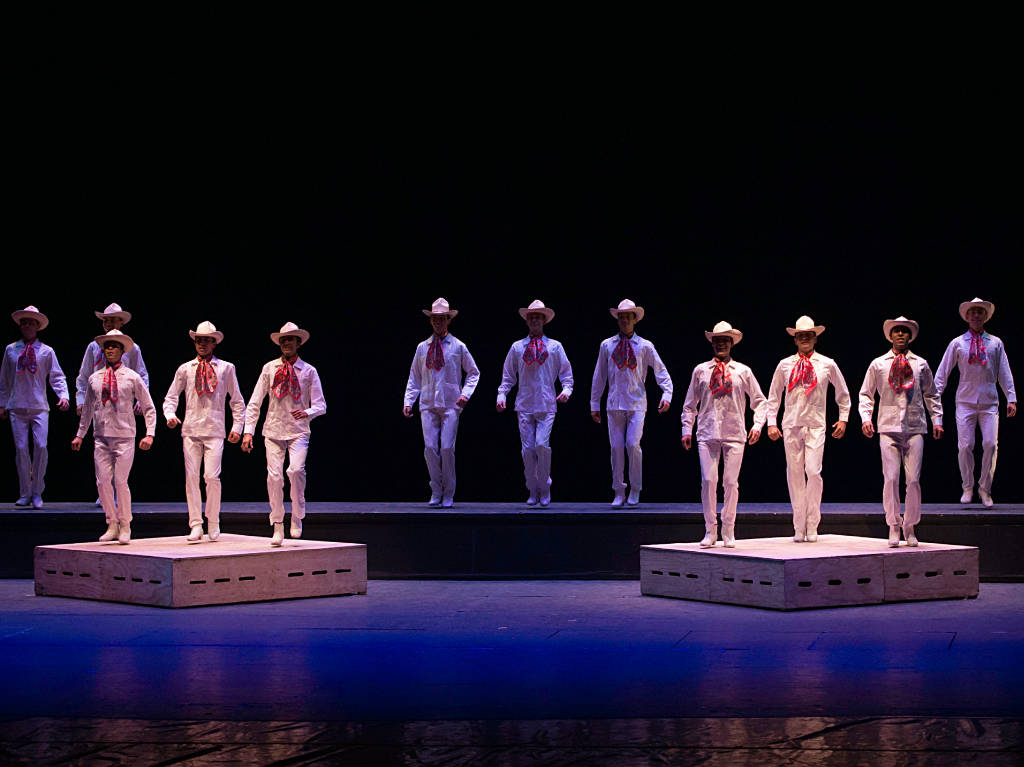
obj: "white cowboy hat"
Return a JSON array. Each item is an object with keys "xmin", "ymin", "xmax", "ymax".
[
  {"xmin": 94, "ymin": 329, "xmax": 135, "ymax": 353},
  {"xmin": 883, "ymin": 316, "xmax": 919, "ymax": 343},
  {"xmin": 270, "ymin": 321, "xmax": 310, "ymax": 345},
  {"xmin": 786, "ymin": 315, "xmax": 826, "ymax": 336},
  {"xmin": 518, "ymin": 299, "xmax": 555, "ymax": 323},
  {"xmin": 189, "ymin": 320, "xmax": 224, "ymax": 344},
  {"xmin": 422, "ymin": 297, "xmax": 458, "ymax": 319},
  {"xmin": 705, "ymin": 320, "xmax": 742, "ymax": 344},
  {"xmin": 609, "ymin": 298, "xmax": 645, "ymax": 322},
  {"xmin": 11, "ymin": 305, "xmax": 49, "ymax": 331},
  {"xmin": 94, "ymin": 303, "xmax": 132, "ymax": 324},
  {"xmin": 959, "ymin": 297, "xmax": 994, "ymax": 322}
]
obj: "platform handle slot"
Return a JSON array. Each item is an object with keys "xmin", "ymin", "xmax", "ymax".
[
  {"xmin": 131, "ymin": 578, "xmax": 143, "ymax": 583},
  {"xmin": 239, "ymin": 576, "xmax": 255, "ymax": 581},
  {"xmin": 45, "ymin": 570, "xmax": 56, "ymax": 575},
  {"xmin": 214, "ymin": 578, "xmax": 230, "ymax": 583},
  {"xmin": 149, "ymin": 580, "xmax": 161, "ymax": 585},
  {"xmin": 857, "ymin": 577, "xmax": 871, "ymax": 584},
  {"xmin": 685, "ymin": 574, "xmax": 698, "ymax": 580},
  {"xmin": 798, "ymin": 581, "xmax": 812, "ymax": 587},
  {"xmin": 925, "ymin": 571, "xmax": 939, "ymax": 578},
  {"xmin": 954, "ymin": 570, "xmax": 968, "ymax": 576},
  {"xmin": 722, "ymin": 576, "xmax": 734, "ymax": 582},
  {"xmin": 668, "ymin": 571, "xmax": 680, "ymax": 577},
  {"xmin": 79, "ymin": 573, "xmax": 91, "ymax": 578},
  {"xmin": 828, "ymin": 579, "xmax": 842, "ymax": 586},
  {"xmin": 651, "ymin": 570, "xmax": 664, "ymax": 575},
  {"xmin": 189, "ymin": 580, "xmax": 207, "ymax": 585},
  {"xmin": 312, "ymin": 570, "xmax": 327, "ymax": 576},
  {"xmin": 335, "ymin": 569, "xmax": 351, "ymax": 574},
  {"xmin": 288, "ymin": 572, "xmax": 305, "ymax": 578},
  {"xmin": 113, "ymin": 576, "xmax": 126, "ymax": 581},
  {"xmin": 62, "ymin": 571, "xmax": 73, "ymax": 577},
  {"xmin": 896, "ymin": 572, "xmax": 910, "ymax": 580},
  {"xmin": 741, "ymin": 579, "xmax": 753, "ymax": 584},
  {"xmin": 759, "ymin": 581, "xmax": 772, "ymax": 586}
]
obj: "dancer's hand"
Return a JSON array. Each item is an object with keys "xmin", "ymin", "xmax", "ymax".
[
  {"xmin": 456, "ymin": 395, "xmax": 469, "ymax": 408},
  {"xmin": 0, "ymin": 407, "xmax": 6, "ymax": 419},
  {"xmin": 167, "ymin": 417, "xmax": 181, "ymax": 429},
  {"xmin": 767, "ymin": 426, "xmax": 781, "ymax": 441},
  {"xmin": 747, "ymin": 427, "xmax": 761, "ymax": 445},
  {"xmin": 139, "ymin": 436, "xmax": 153, "ymax": 450},
  {"xmin": 227, "ymin": 431, "xmax": 241, "ymax": 443},
  {"xmin": 862, "ymin": 422, "xmax": 875, "ymax": 438},
  {"xmin": 71, "ymin": 437, "xmax": 82, "ymax": 451},
  {"xmin": 682, "ymin": 435, "xmax": 692, "ymax": 450},
  {"xmin": 242, "ymin": 434, "xmax": 254, "ymax": 452},
  {"xmin": 403, "ymin": 406, "xmax": 414, "ymax": 417},
  {"xmin": 291, "ymin": 409, "xmax": 307, "ymax": 420},
  {"xmin": 57, "ymin": 398, "xmax": 70, "ymax": 411},
  {"xmin": 1009, "ymin": 402, "xmax": 1017, "ymax": 418},
  {"xmin": 832, "ymin": 420, "xmax": 847, "ymax": 439},
  {"xmin": 591, "ymin": 411, "xmax": 601, "ymax": 424},
  {"xmin": 556, "ymin": 392, "xmax": 569, "ymax": 404},
  {"xmin": 496, "ymin": 401, "xmax": 506, "ymax": 412},
  {"xmin": 933, "ymin": 425, "xmax": 944, "ymax": 439},
  {"xmin": 657, "ymin": 399, "xmax": 670, "ymax": 413}
]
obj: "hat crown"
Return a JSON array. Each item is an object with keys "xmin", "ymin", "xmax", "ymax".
[
  {"xmin": 616, "ymin": 299, "xmax": 637, "ymax": 311},
  {"xmin": 711, "ymin": 321, "xmax": 734, "ymax": 334},
  {"xmin": 22, "ymin": 305, "xmax": 40, "ymax": 313},
  {"xmin": 526, "ymin": 300, "xmax": 547, "ymax": 311},
  {"xmin": 793, "ymin": 315, "xmax": 817, "ymax": 330},
  {"xmin": 195, "ymin": 321, "xmax": 218, "ymax": 335},
  {"xmin": 278, "ymin": 322, "xmax": 300, "ymax": 334},
  {"xmin": 430, "ymin": 298, "xmax": 451, "ymax": 313},
  {"xmin": 102, "ymin": 303, "xmax": 123, "ymax": 314}
]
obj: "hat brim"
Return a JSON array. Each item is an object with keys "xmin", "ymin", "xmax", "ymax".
[
  {"xmin": 270, "ymin": 329, "xmax": 311, "ymax": 345},
  {"xmin": 883, "ymin": 320, "xmax": 919, "ymax": 343},
  {"xmin": 786, "ymin": 325, "xmax": 826, "ymax": 336},
  {"xmin": 609, "ymin": 306, "xmax": 645, "ymax": 322},
  {"xmin": 95, "ymin": 310, "xmax": 132, "ymax": 324},
  {"xmin": 189, "ymin": 330, "xmax": 225, "ymax": 343},
  {"xmin": 705, "ymin": 329, "xmax": 742, "ymax": 344},
  {"xmin": 959, "ymin": 301, "xmax": 994, "ymax": 322},
  {"xmin": 519, "ymin": 307, "xmax": 555, "ymax": 322},
  {"xmin": 12, "ymin": 311, "xmax": 49, "ymax": 331},
  {"xmin": 94, "ymin": 333, "xmax": 135, "ymax": 353},
  {"xmin": 422, "ymin": 309, "xmax": 458, "ymax": 318}
]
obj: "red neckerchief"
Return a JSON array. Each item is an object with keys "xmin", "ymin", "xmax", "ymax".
[
  {"xmin": 426, "ymin": 334, "xmax": 446, "ymax": 371},
  {"xmin": 888, "ymin": 352, "xmax": 915, "ymax": 393},
  {"xmin": 102, "ymin": 362, "xmax": 121, "ymax": 405},
  {"xmin": 968, "ymin": 331, "xmax": 987, "ymax": 366},
  {"xmin": 272, "ymin": 356, "xmax": 302, "ymax": 401},
  {"xmin": 523, "ymin": 336, "xmax": 548, "ymax": 366},
  {"xmin": 709, "ymin": 358, "xmax": 733, "ymax": 396},
  {"xmin": 195, "ymin": 355, "xmax": 218, "ymax": 396},
  {"xmin": 612, "ymin": 335, "xmax": 637, "ymax": 370},
  {"xmin": 17, "ymin": 341, "xmax": 37, "ymax": 374},
  {"xmin": 787, "ymin": 352, "xmax": 818, "ymax": 395}
]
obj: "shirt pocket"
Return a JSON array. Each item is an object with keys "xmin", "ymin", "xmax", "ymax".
[
  {"xmin": 879, "ymin": 405, "xmax": 900, "ymax": 430},
  {"xmin": 444, "ymin": 382, "xmax": 462, "ymax": 404}
]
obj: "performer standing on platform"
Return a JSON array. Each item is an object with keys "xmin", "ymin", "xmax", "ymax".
[
  {"xmin": 163, "ymin": 322, "xmax": 246, "ymax": 543},
  {"xmin": 681, "ymin": 321, "xmax": 766, "ymax": 547},
  {"xmin": 242, "ymin": 322, "xmax": 326, "ymax": 546},
  {"xmin": 404, "ymin": 298, "xmax": 481, "ymax": 508},
  {"xmin": 859, "ymin": 316, "xmax": 944, "ymax": 547},
  {"xmin": 0, "ymin": 306, "xmax": 70, "ymax": 508},
  {"xmin": 71, "ymin": 330, "xmax": 157, "ymax": 544},
  {"xmin": 766, "ymin": 316, "xmax": 851, "ymax": 543},
  {"xmin": 590, "ymin": 299, "xmax": 672, "ymax": 507},
  {"xmin": 933, "ymin": 298, "xmax": 1016, "ymax": 507},
  {"xmin": 76, "ymin": 303, "xmax": 149, "ymax": 416},
  {"xmin": 497, "ymin": 300, "xmax": 574, "ymax": 507}
]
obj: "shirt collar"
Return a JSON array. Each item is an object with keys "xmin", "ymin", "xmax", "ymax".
[{"xmin": 279, "ymin": 356, "xmax": 304, "ymax": 369}]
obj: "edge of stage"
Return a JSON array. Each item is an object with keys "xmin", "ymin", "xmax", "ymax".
[{"xmin": 6, "ymin": 500, "xmax": 1022, "ymax": 580}]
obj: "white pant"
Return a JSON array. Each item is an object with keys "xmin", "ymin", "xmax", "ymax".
[
  {"xmin": 265, "ymin": 435, "xmax": 309, "ymax": 524},
  {"xmin": 607, "ymin": 410, "xmax": 645, "ymax": 494},
  {"xmin": 697, "ymin": 439, "xmax": 745, "ymax": 532},
  {"xmin": 10, "ymin": 409, "xmax": 48, "ymax": 497},
  {"xmin": 783, "ymin": 426, "xmax": 826, "ymax": 535},
  {"xmin": 94, "ymin": 436, "xmax": 134, "ymax": 525},
  {"xmin": 879, "ymin": 432, "xmax": 924, "ymax": 526},
  {"xmin": 518, "ymin": 412, "xmax": 555, "ymax": 497},
  {"xmin": 955, "ymin": 404, "xmax": 999, "ymax": 494},
  {"xmin": 421, "ymin": 407, "xmax": 460, "ymax": 500},
  {"xmin": 183, "ymin": 436, "xmax": 224, "ymax": 527}
]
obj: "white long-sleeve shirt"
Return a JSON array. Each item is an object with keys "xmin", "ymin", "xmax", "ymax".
[
  {"xmin": 681, "ymin": 358, "xmax": 767, "ymax": 442},
  {"xmin": 0, "ymin": 341, "xmax": 69, "ymax": 411},
  {"xmin": 589, "ymin": 333, "xmax": 673, "ymax": 412},
  {"xmin": 404, "ymin": 333, "xmax": 481, "ymax": 410},
  {"xmin": 766, "ymin": 351, "xmax": 851, "ymax": 430},
  {"xmin": 77, "ymin": 366, "xmax": 157, "ymax": 439},
  {"xmin": 244, "ymin": 357, "xmax": 326, "ymax": 440},
  {"xmin": 497, "ymin": 336, "xmax": 573, "ymax": 413},
  {"xmin": 163, "ymin": 357, "xmax": 247, "ymax": 438},
  {"xmin": 76, "ymin": 341, "xmax": 149, "ymax": 406},
  {"xmin": 859, "ymin": 350, "xmax": 943, "ymax": 433},
  {"xmin": 933, "ymin": 331, "xmax": 1016, "ymax": 407}
]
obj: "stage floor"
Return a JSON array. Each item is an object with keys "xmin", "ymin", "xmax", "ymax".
[{"xmin": 2, "ymin": 579, "xmax": 1023, "ymax": 763}]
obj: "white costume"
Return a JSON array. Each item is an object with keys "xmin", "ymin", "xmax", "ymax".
[
  {"xmin": 859, "ymin": 335, "xmax": 942, "ymax": 531},
  {"xmin": 766, "ymin": 318, "xmax": 851, "ymax": 539},
  {"xmin": 682, "ymin": 350, "xmax": 766, "ymax": 540},
  {"xmin": 933, "ymin": 299, "xmax": 1015, "ymax": 502},
  {"xmin": 75, "ymin": 341, "xmax": 148, "ymax": 407},
  {"xmin": 404, "ymin": 322, "xmax": 480, "ymax": 506},
  {"xmin": 163, "ymin": 331, "xmax": 246, "ymax": 533},
  {"xmin": 244, "ymin": 327, "xmax": 326, "ymax": 526},
  {"xmin": 0, "ymin": 309, "xmax": 69, "ymax": 504}
]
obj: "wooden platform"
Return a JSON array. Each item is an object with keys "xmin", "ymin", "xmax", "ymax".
[
  {"xmin": 34, "ymin": 534, "xmax": 367, "ymax": 608},
  {"xmin": 641, "ymin": 535, "xmax": 979, "ymax": 610}
]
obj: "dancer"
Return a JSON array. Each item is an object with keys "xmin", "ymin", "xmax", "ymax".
[
  {"xmin": 766, "ymin": 315, "xmax": 851, "ymax": 542},
  {"xmin": 859, "ymin": 316, "xmax": 943, "ymax": 547},
  {"xmin": 76, "ymin": 303, "xmax": 149, "ymax": 415},
  {"xmin": 590, "ymin": 299, "xmax": 672, "ymax": 506},
  {"xmin": 242, "ymin": 322, "xmax": 326, "ymax": 546},
  {"xmin": 163, "ymin": 321, "xmax": 246, "ymax": 542},
  {"xmin": 497, "ymin": 300, "xmax": 574, "ymax": 507},
  {"xmin": 404, "ymin": 298, "xmax": 480, "ymax": 507},
  {"xmin": 934, "ymin": 298, "xmax": 1016, "ymax": 507},
  {"xmin": 0, "ymin": 306, "xmax": 70, "ymax": 508},
  {"xmin": 681, "ymin": 321, "xmax": 766, "ymax": 547},
  {"xmin": 71, "ymin": 330, "xmax": 157, "ymax": 544}
]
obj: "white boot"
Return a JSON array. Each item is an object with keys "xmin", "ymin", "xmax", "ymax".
[
  {"xmin": 290, "ymin": 517, "xmax": 303, "ymax": 539},
  {"xmin": 979, "ymin": 490, "xmax": 994, "ymax": 508},
  {"xmin": 117, "ymin": 525, "xmax": 131, "ymax": 545},
  {"xmin": 793, "ymin": 529, "xmax": 805, "ymax": 543},
  {"xmin": 627, "ymin": 490, "xmax": 640, "ymax": 506},
  {"xmin": 903, "ymin": 524, "xmax": 918, "ymax": 547},
  {"xmin": 888, "ymin": 525, "xmax": 901, "ymax": 547},
  {"xmin": 700, "ymin": 528, "xmax": 718, "ymax": 548},
  {"xmin": 960, "ymin": 488, "xmax": 973, "ymax": 504},
  {"xmin": 187, "ymin": 525, "xmax": 203, "ymax": 543},
  {"xmin": 805, "ymin": 527, "xmax": 818, "ymax": 543},
  {"xmin": 98, "ymin": 521, "xmax": 119, "ymax": 542},
  {"xmin": 610, "ymin": 494, "xmax": 624, "ymax": 507},
  {"xmin": 722, "ymin": 526, "xmax": 736, "ymax": 548},
  {"xmin": 270, "ymin": 523, "xmax": 285, "ymax": 547},
  {"xmin": 208, "ymin": 524, "xmax": 220, "ymax": 542}
]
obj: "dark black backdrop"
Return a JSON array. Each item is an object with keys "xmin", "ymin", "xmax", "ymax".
[{"xmin": 3, "ymin": 68, "xmax": 1020, "ymax": 505}]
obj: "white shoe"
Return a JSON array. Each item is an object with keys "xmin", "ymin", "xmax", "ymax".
[
  {"xmin": 526, "ymin": 495, "xmax": 538, "ymax": 507},
  {"xmin": 95, "ymin": 498, "xmax": 103, "ymax": 507},
  {"xmin": 888, "ymin": 525, "xmax": 901, "ymax": 547},
  {"xmin": 979, "ymin": 490, "xmax": 994, "ymax": 508},
  {"xmin": 290, "ymin": 518, "xmax": 303, "ymax": 538},
  {"xmin": 610, "ymin": 495, "xmax": 624, "ymax": 507},
  {"xmin": 187, "ymin": 526, "xmax": 203, "ymax": 543},
  {"xmin": 793, "ymin": 531, "xmax": 805, "ymax": 543},
  {"xmin": 903, "ymin": 524, "xmax": 919, "ymax": 547},
  {"xmin": 98, "ymin": 522, "xmax": 119, "ymax": 542},
  {"xmin": 722, "ymin": 527, "xmax": 736, "ymax": 548},
  {"xmin": 539, "ymin": 494, "xmax": 550, "ymax": 507},
  {"xmin": 627, "ymin": 490, "xmax": 640, "ymax": 506},
  {"xmin": 14, "ymin": 497, "xmax": 30, "ymax": 507},
  {"xmin": 805, "ymin": 528, "xmax": 818, "ymax": 543},
  {"xmin": 117, "ymin": 525, "xmax": 131, "ymax": 545},
  {"xmin": 428, "ymin": 496, "xmax": 441, "ymax": 507},
  {"xmin": 208, "ymin": 524, "xmax": 220, "ymax": 542},
  {"xmin": 960, "ymin": 489, "xmax": 973, "ymax": 504},
  {"xmin": 270, "ymin": 523, "xmax": 284, "ymax": 546},
  {"xmin": 31, "ymin": 494, "xmax": 43, "ymax": 509},
  {"xmin": 700, "ymin": 531, "xmax": 717, "ymax": 548},
  {"xmin": 441, "ymin": 497, "xmax": 454, "ymax": 508}
]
